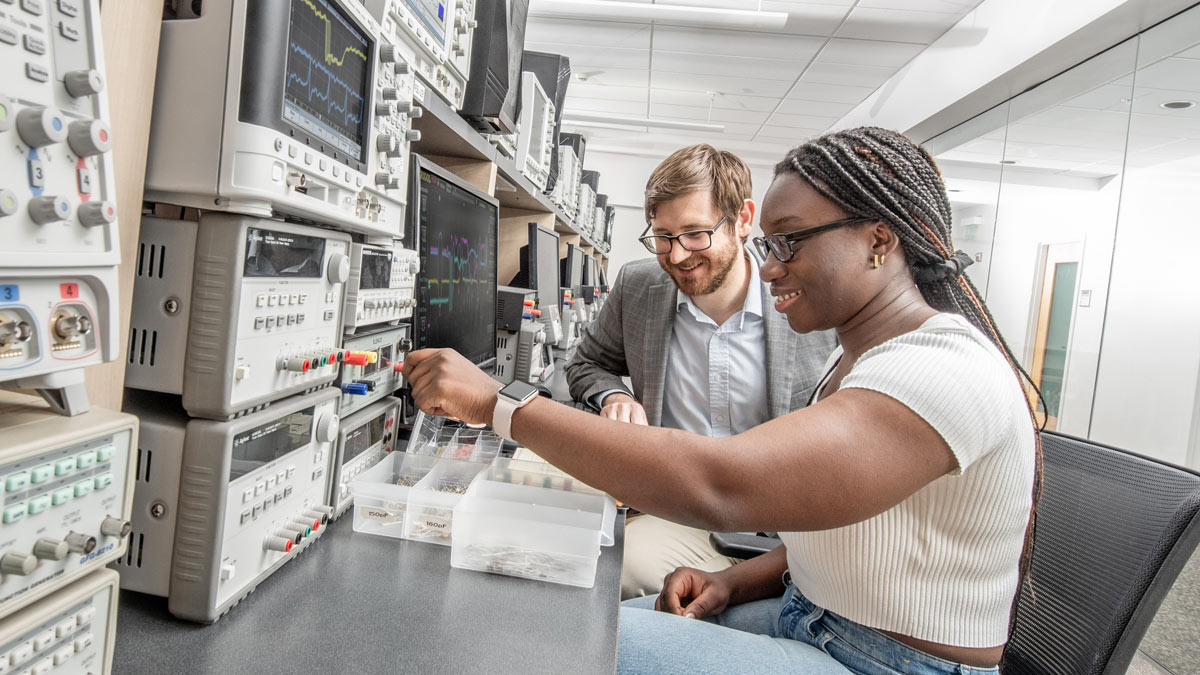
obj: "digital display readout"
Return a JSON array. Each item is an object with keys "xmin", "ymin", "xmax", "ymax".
[
  {"xmin": 230, "ymin": 407, "xmax": 315, "ymax": 481},
  {"xmin": 244, "ymin": 228, "xmax": 327, "ymax": 278}
]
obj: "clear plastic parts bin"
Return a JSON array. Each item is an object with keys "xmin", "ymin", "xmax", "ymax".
[
  {"xmin": 351, "ymin": 452, "xmax": 439, "ymax": 539},
  {"xmin": 402, "ymin": 456, "xmax": 491, "ymax": 545},
  {"xmin": 406, "ymin": 412, "xmax": 503, "ymax": 463},
  {"xmin": 451, "ymin": 464, "xmax": 617, "ymax": 588}
]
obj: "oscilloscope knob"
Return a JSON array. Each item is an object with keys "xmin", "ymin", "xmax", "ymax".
[
  {"xmin": 405, "ymin": 130, "xmax": 422, "ymax": 143},
  {"xmin": 63, "ymin": 69, "xmax": 104, "ymax": 98},
  {"xmin": 315, "ymin": 413, "xmax": 339, "ymax": 444},
  {"xmin": 394, "ymin": 101, "xmax": 413, "ymax": 115},
  {"xmin": 394, "ymin": 62, "xmax": 411, "ymax": 76},
  {"xmin": 78, "ymin": 201, "xmax": 117, "ymax": 228},
  {"xmin": 327, "ymin": 254, "xmax": 350, "ymax": 284},
  {"xmin": 374, "ymin": 172, "xmax": 392, "ymax": 188},
  {"xmin": 375, "ymin": 102, "xmax": 395, "ymax": 117},
  {"xmin": 380, "ymin": 45, "xmax": 398, "ymax": 63},
  {"xmin": 376, "ymin": 134, "xmax": 398, "ymax": 154},
  {"xmin": 16, "ymin": 107, "xmax": 68, "ymax": 148},
  {"xmin": 33, "ymin": 539, "xmax": 69, "ymax": 561},
  {"xmin": 28, "ymin": 196, "xmax": 70, "ymax": 225},
  {"xmin": 0, "ymin": 553, "xmax": 37, "ymax": 576},
  {"xmin": 67, "ymin": 119, "xmax": 113, "ymax": 157},
  {"xmin": 380, "ymin": 88, "xmax": 400, "ymax": 102}
]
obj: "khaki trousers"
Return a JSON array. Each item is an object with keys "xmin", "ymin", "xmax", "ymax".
[{"xmin": 619, "ymin": 514, "xmax": 740, "ymax": 600}]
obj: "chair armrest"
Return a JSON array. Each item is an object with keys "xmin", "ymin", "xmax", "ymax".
[{"xmin": 709, "ymin": 532, "xmax": 782, "ymax": 559}]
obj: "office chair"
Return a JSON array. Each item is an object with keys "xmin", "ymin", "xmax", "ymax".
[{"xmin": 712, "ymin": 431, "xmax": 1200, "ymax": 675}]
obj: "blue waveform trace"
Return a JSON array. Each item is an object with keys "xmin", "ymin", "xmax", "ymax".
[{"xmin": 286, "ymin": 42, "xmax": 364, "ymax": 129}]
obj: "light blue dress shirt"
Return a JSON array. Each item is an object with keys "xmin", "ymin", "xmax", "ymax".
[{"xmin": 659, "ymin": 256, "xmax": 768, "ymax": 438}]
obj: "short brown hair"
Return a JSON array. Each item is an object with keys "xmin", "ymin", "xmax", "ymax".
[{"xmin": 644, "ymin": 144, "xmax": 752, "ymax": 231}]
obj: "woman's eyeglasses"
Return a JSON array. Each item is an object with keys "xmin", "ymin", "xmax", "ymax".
[{"xmin": 752, "ymin": 217, "xmax": 875, "ymax": 263}]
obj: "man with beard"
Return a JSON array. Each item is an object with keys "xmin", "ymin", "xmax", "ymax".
[{"xmin": 566, "ymin": 144, "xmax": 836, "ymax": 599}]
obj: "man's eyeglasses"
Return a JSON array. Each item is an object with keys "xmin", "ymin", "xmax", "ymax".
[
  {"xmin": 752, "ymin": 217, "xmax": 875, "ymax": 263},
  {"xmin": 639, "ymin": 217, "xmax": 727, "ymax": 255}
]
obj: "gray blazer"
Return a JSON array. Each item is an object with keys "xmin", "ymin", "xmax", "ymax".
[{"xmin": 565, "ymin": 258, "xmax": 838, "ymax": 426}]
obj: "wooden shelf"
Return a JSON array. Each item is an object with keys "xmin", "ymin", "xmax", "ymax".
[{"xmin": 411, "ymin": 90, "xmax": 496, "ymax": 162}]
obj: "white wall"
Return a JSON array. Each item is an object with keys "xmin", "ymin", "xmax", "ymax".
[{"xmin": 583, "ymin": 148, "xmax": 780, "ymax": 276}]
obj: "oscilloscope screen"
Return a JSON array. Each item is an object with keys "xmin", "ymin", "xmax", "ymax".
[
  {"xmin": 282, "ymin": 0, "xmax": 370, "ymax": 161},
  {"xmin": 409, "ymin": 155, "xmax": 499, "ymax": 370}
]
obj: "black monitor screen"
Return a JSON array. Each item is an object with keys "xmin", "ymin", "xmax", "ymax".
[
  {"xmin": 244, "ymin": 228, "xmax": 326, "ymax": 278},
  {"xmin": 282, "ymin": 0, "xmax": 370, "ymax": 161},
  {"xmin": 581, "ymin": 254, "xmax": 591, "ymax": 286},
  {"xmin": 410, "ymin": 156, "xmax": 499, "ymax": 368},
  {"xmin": 534, "ymin": 226, "xmax": 560, "ymax": 308},
  {"xmin": 359, "ymin": 247, "xmax": 392, "ymax": 289},
  {"xmin": 562, "ymin": 244, "xmax": 583, "ymax": 292}
]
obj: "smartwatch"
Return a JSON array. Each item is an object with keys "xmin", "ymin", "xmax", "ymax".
[{"xmin": 492, "ymin": 380, "xmax": 540, "ymax": 441}]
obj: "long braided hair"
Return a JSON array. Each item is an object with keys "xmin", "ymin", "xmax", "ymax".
[{"xmin": 776, "ymin": 126, "xmax": 1044, "ymax": 640}]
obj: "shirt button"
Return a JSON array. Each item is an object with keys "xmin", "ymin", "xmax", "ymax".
[{"xmin": 716, "ymin": 415, "xmax": 726, "ymax": 422}]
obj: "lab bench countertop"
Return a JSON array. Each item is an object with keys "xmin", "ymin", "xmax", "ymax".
[{"xmin": 113, "ymin": 515, "xmax": 625, "ymax": 674}]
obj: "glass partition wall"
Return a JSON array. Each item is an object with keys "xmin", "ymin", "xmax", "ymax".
[{"xmin": 926, "ymin": 5, "xmax": 1200, "ymax": 469}]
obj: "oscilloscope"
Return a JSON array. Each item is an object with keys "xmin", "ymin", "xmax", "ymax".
[
  {"xmin": 145, "ymin": 0, "xmax": 410, "ymax": 239},
  {"xmin": 408, "ymin": 154, "xmax": 499, "ymax": 370},
  {"xmin": 125, "ymin": 214, "xmax": 351, "ymax": 421},
  {"xmin": 343, "ymin": 241, "xmax": 420, "ymax": 331},
  {"xmin": 515, "ymin": 72, "xmax": 556, "ymax": 192},
  {"xmin": 365, "ymin": 0, "xmax": 476, "ymax": 110}
]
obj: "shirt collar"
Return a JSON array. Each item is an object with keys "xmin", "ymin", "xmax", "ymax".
[{"xmin": 675, "ymin": 249, "xmax": 763, "ymax": 324}]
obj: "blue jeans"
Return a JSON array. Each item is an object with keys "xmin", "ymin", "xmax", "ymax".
[{"xmin": 618, "ymin": 584, "xmax": 1000, "ymax": 674}]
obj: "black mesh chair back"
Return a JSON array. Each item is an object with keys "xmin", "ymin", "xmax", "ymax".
[{"xmin": 1002, "ymin": 431, "xmax": 1200, "ymax": 674}]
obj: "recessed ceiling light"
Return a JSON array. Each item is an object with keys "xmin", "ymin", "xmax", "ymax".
[
  {"xmin": 1160, "ymin": 100, "xmax": 1196, "ymax": 110},
  {"xmin": 1000, "ymin": 160, "xmax": 1017, "ymax": 164}
]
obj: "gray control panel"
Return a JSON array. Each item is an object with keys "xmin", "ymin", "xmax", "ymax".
[
  {"xmin": 0, "ymin": 569, "xmax": 118, "ymax": 675},
  {"xmin": 330, "ymin": 396, "xmax": 400, "ymax": 519},
  {"xmin": 336, "ymin": 323, "xmax": 410, "ymax": 416},
  {"xmin": 117, "ymin": 388, "xmax": 338, "ymax": 623}
]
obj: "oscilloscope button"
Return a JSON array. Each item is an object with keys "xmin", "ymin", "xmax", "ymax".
[{"xmin": 77, "ymin": 201, "xmax": 116, "ymax": 228}]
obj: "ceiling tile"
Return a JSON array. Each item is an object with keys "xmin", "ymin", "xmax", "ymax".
[
  {"xmin": 568, "ymin": 66, "xmax": 649, "ymax": 88},
  {"xmin": 1174, "ymin": 43, "xmax": 1200, "ymax": 60},
  {"xmin": 562, "ymin": 97, "xmax": 649, "ymax": 116},
  {"xmin": 649, "ymin": 103, "xmax": 772, "ymax": 124},
  {"xmin": 774, "ymin": 98, "xmax": 857, "ymax": 117},
  {"xmin": 1128, "ymin": 56, "xmax": 1200, "ymax": 92},
  {"xmin": 653, "ymin": 71, "xmax": 795, "ymax": 97},
  {"xmin": 524, "ymin": 17, "xmax": 652, "ymax": 49},
  {"xmin": 800, "ymin": 61, "xmax": 895, "ymax": 88},
  {"xmin": 525, "ymin": 42, "xmax": 649, "ymax": 70},
  {"xmin": 784, "ymin": 81, "xmax": 877, "ymax": 104},
  {"xmin": 760, "ymin": 112, "xmax": 840, "ymax": 129},
  {"xmin": 816, "ymin": 38, "xmax": 925, "ymax": 67},
  {"xmin": 653, "ymin": 117, "xmax": 763, "ymax": 136},
  {"xmin": 567, "ymin": 82, "xmax": 649, "ymax": 103},
  {"xmin": 650, "ymin": 26, "xmax": 825, "ymax": 59},
  {"xmin": 652, "ymin": 51, "xmax": 805, "ymax": 81},
  {"xmin": 755, "ymin": 125, "xmax": 828, "ymax": 143},
  {"xmin": 835, "ymin": 7, "xmax": 962, "ymax": 44},
  {"xmin": 857, "ymin": 0, "xmax": 982, "ymax": 12},
  {"xmin": 651, "ymin": 89, "xmax": 782, "ymax": 113}
]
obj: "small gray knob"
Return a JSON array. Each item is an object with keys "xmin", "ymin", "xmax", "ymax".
[
  {"xmin": 374, "ymin": 172, "xmax": 392, "ymax": 187},
  {"xmin": 379, "ymin": 45, "xmax": 397, "ymax": 63},
  {"xmin": 405, "ymin": 130, "xmax": 422, "ymax": 142},
  {"xmin": 67, "ymin": 119, "xmax": 112, "ymax": 156},
  {"xmin": 380, "ymin": 87, "xmax": 399, "ymax": 101},
  {"xmin": 375, "ymin": 101, "xmax": 394, "ymax": 117},
  {"xmin": 394, "ymin": 62, "xmax": 411, "ymax": 75},
  {"xmin": 63, "ymin": 69, "xmax": 104, "ymax": 97},
  {"xmin": 0, "ymin": 553, "xmax": 37, "ymax": 576},
  {"xmin": 33, "ymin": 538, "xmax": 69, "ymax": 561},
  {"xmin": 100, "ymin": 516, "xmax": 132, "ymax": 538},
  {"xmin": 78, "ymin": 201, "xmax": 116, "ymax": 228},
  {"xmin": 28, "ymin": 195, "xmax": 70, "ymax": 224},
  {"xmin": 65, "ymin": 531, "xmax": 96, "ymax": 555},
  {"xmin": 408, "ymin": 106, "xmax": 423, "ymax": 119},
  {"xmin": 376, "ymin": 134, "xmax": 397, "ymax": 153},
  {"xmin": 16, "ymin": 107, "xmax": 68, "ymax": 147}
]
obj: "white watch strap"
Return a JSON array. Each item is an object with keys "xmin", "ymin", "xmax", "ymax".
[{"xmin": 493, "ymin": 394, "xmax": 521, "ymax": 441}]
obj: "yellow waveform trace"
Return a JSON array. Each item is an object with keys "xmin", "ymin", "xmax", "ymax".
[{"xmin": 297, "ymin": 0, "xmax": 368, "ymax": 67}]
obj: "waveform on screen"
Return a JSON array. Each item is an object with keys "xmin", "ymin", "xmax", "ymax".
[
  {"xmin": 423, "ymin": 233, "xmax": 492, "ymax": 312},
  {"xmin": 296, "ymin": 0, "xmax": 368, "ymax": 66},
  {"xmin": 285, "ymin": 0, "xmax": 368, "ymax": 131},
  {"xmin": 286, "ymin": 45, "xmax": 365, "ymax": 127}
]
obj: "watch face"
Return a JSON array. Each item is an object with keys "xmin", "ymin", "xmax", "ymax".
[{"xmin": 500, "ymin": 380, "xmax": 539, "ymax": 403}]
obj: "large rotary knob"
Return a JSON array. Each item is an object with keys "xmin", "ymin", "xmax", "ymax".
[
  {"xmin": 376, "ymin": 134, "xmax": 398, "ymax": 154},
  {"xmin": 78, "ymin": 201, "xmax": 116, "ymax": 228},
  {"xmin": 379, "ymin": 45, "xmax": 398, "ymax": 63},
  {"xmin": 315, "ymin": 413, "xmax": 339, "ymax": 444},
  {"xmin": 33, "ymin": 539, "xmax": 69, "ymax": 561},
  {"xmin": 327, "ymin": 253, "xmax": 350, "ymax": 284},
  {"xmin": 28, "ymin": 195, "xmax": 70, "ymax": 224},
  {"xmin": 16, "ymin": 107, "xmax": 67, "ymax": 147},
  {"xmin": 0, "ymin": 553, "xmax": 37, "ymax": 576},
  {"xmin": 67, "ymin": 119, "xmax": 112, "ymax": 157}
]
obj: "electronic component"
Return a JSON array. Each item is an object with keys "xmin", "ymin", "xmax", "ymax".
[
  {"xmin": 0, "ymin": 569, "xmax": 119, "ymax": 675},
  {"xmin": 125, "ymin": 214, "xmax": 350, "ymax": 421},
  {"xmin": 555, "ymin": 288, "xmax": 580, "ymax": 351},
  {"xmin": 344, "ymin": 241, "xmax": 420, "ymax": 331},
  {"xmin": 0, "ymin": 267, "xmax": 119, "ymax": 415},
  {"xmin": 0, "ymin": 0, "xmax": 120, "ymax": 270},
  {"xmin": 515, "ymin": 71, "xmax": 556, "ymax": 191},
  {"xmin": 145, "ymin": 0, "xmax": 409, "ymax": 238},
  {"xmin": 548, "ymin": 144, "xmax": 580, "ymax": 218},
  {"xmin": 461, "ymin": 0, "xmax": 530, "ymax": 134},
  {"xmin": 336, "ymin": 323, "xmax": 411, "ymax": 416},
  {"xmin": 509, "ymin": 223, "xmax": 560, "ymax": 310},
  {"xmin": 521, "ymin": 51, "xmax": 570, "ymax": 192},
  {"xmin": 117, "ymin": 388, "xmax": 338, "ymax": 623},
  {"xmin": 577, "ymin": 183, "xmax": 597, "ymax": 239},
  {"xmin": 0, "ymin": 392, "xmax": 135, "ymax": 618},
  {"xmin": 330, "ymin": 396, "xmax": 400, "ymax": 519},
  {"xmin": 601, "ymin": 205, "xmax": 616, "ymax": 253},
  {"xmin": 495, "ymin": 287, "xmax": 552, "ymax": 385},
  {"xmin": 560, "ymin": 243, "xmax": 584, "ymax": 297},
  {"xmin": 408, "ymin": 154, "xmax": 499, "ymax": 370},
  {"xmin": 365, "ymin": 0, "xmax": 476, "ymax": 109}
]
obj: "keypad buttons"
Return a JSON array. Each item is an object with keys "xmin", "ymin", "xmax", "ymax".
[
  {"xmin": 73, "ymin": 480, "xmax": 93, "ymax": 498},
  {"xmin": 29, "ymin": 465, "xmax": 53, "ymax": 484},
  {"xmin": 5, "ymin": 471, "xmax": 29, "ymax": 492},
  {"xmin": 2, "ymin": 504, "xmax": 26, "ymax": 524},
  {"xmin": 93, "ymin": 473, "xmax": 113, "ymax": 490},
  {"xmin": 54, "ymin": 457, "xmax": 76, "ymax": 476},
  {"xmin": 27, "ymin": 495, "xmax": 50, "ymax": 515},
  {"xmin": 51, "ymin": 487, "xmax": 72, "ymax": 506},
  {"xmin": 96, "ymin": 445, "xmax": 115, "ymax": 462},
  {"xmin": 75, "ymin": 449, "xmax": 97, "ymax": 469}
]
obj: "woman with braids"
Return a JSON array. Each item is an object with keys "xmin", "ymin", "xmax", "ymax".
[{"xmin": 402, "ymin": 126, "xmax": 1039, "ymax": 674}]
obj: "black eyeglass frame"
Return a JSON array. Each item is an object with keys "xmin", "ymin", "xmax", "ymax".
[
  {"xmin": 638, "ymin": 216, "xmax": 728, "ymax": 255},
  {"xmin": 753, "ymin": 217, "xmax": 876, "ymax": 263}
]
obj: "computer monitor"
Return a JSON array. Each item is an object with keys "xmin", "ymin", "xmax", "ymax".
[
  {"xmin": 509, "ymin": 222, "xmax": 561, "ymax": 309},
  {"xmin": 580, "ymin": 254, "xmax": 591, "ymax": 287},
  {"xmin": 407, "ymin": 154, "xmax": 499, "ymax": 369},
  {"xmin": 560, "ymin": 243, "xmax": 583, "ymax": 294},
  {"xmin": 598, "ymin": 264, "xmax": 609, "ymax": 291}
]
